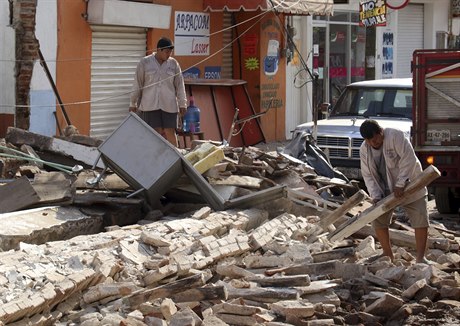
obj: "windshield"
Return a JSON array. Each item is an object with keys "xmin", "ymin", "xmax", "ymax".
[{"xmin": 331, "ymin": 87, "xmax": 412, "ymax": 119}]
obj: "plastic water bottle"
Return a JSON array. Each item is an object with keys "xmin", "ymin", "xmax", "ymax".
[{"xmin": 183, "ymin": 96, "xmax": 200, "ymax": 133}]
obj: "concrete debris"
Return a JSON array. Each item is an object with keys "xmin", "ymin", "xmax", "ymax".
[{"xmin": 1, "ymin": 133, "xmax": 460, "ymax": 325}]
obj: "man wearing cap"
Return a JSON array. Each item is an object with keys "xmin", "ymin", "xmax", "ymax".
[{"xmin": 130, "ymin": 37, "xmax": 187, "ymax": 146}]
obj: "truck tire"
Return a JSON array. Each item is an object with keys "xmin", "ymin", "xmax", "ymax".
[{"xmin": 434, "ymin": 187, "xmax": 459, "ymax": 214}]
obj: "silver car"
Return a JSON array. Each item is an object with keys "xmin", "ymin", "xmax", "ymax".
[{"xmin": 294, "ymin": 78, "xmax": 413, "ymax": 180}]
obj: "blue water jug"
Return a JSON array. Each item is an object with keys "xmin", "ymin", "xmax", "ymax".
[{"xmin": 183, "ymin": 96, "xmax": 200, "ymax": 133}]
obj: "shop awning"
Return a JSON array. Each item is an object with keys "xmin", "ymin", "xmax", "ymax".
[{"xmin": 203, "ymin": 0, "xmax": 333, "ymax": 16}]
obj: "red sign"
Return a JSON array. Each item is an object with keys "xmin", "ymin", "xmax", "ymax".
[{"xmin": 243, "ymin": 34, "xmax": 258, "ymax": 56}]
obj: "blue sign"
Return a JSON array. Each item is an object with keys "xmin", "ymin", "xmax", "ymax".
[
  {"xmin": 204, "ymin": 66, "xmax": 221, "ymax": 79},
  {"xmin": 183, "ymin": 67, "xmax": 200, "ymax": 79}
]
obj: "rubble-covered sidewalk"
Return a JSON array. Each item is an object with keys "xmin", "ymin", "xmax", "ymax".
[{"xmin": 1, "ymin": 125, "xmax": 460, "ymax": 326}]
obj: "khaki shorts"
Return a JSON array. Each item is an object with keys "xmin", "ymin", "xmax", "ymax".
[{"xmin": 372, "ymin": 196, "xmax": 429, "ymax": 229}]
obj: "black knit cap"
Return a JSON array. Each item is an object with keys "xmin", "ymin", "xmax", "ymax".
[{"xmin": 157, "ymin": 37, "xmax": 174, "ymax": 51}]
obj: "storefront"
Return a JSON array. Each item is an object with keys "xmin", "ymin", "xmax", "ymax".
[
  {"xmin": 5, "ymin": 0, "xmax": 453, "ymax": 141},
  {"xmin": 309, "ymin": 0, "xmax": 452, "ymax": 112},
  {"xmin": 311, "ymin": 11, "xmax": 369, "ymax": 107},
  {"xmin": 202, "ymin": 0, "xmax": 333, "ymax": 141}
]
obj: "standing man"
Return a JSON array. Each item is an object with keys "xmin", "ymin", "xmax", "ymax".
[
  {"xmin": 359, "ymin": 119, "xmax": 429, "ymax": 264},
  {"xmin": 130, "ymin": 37, "xmax": 187, "ymax": 146}
]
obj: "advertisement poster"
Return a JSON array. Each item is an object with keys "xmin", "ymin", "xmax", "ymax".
[
  {"xmin": 382, "ymin": 31, "xmax": 394, "ymax": 78},
  {"xmin": 243, "ymin": 34, "xmax": 259, "ymax": 71},
  {"xmin": 174, "ymin": 11, "xmax": 210, "ymax": 56},
  {"xmin": 359, "ymin": 0, "xmax": 386, "ymax": 27}
]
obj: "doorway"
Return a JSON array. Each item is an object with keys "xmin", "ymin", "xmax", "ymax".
[{"xmin": 312, "ymin": 12, "xmax": 369, "ymax": 111}]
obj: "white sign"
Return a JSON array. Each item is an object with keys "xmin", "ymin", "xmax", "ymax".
[{"xmin": 174, "ymin": 11, "xmax": 210, "ymax": 56}]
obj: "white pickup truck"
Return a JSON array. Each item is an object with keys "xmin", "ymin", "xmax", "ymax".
[{"xmin": 294, "ymin": 78, "xmax": 413, "ymax": 180}]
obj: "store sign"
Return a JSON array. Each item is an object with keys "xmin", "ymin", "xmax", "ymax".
[
  {"xmin": 183, "ymin": 67, "xmax": 201, "ymax": 79},
  {"xmin": 174, "ymin": 11, "xmax": 210, "ymax": 56},
  {"xmin": 359, "ymin": 0, "xmax": 386, "ymax": 27},
  {"xmin": 204, "ymin": 66, "xmax": 221, "ymax": 79}
]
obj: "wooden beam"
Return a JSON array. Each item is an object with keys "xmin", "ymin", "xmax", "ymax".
[
  {"xmin": 311, "ymin": 247, "xmax": 355, "ymax": 263},
  {"xmin": 286, "ymin": 188, "xmax": 340, "ymax": 212},
  {"xmin": 170, "ymin": 285, "xmax": 228, "ymax": 302},
  {"xmin": 329, "ymin": 165, "xmax": 441, "ymax": 242},
  {"xmin": 246, "ymin": 275, "xmax": 311, "ymax": 287},
  {"xmin": 123, "ymin": 273, "xmax": 206, "ymax": 309},
  {"xmin": 226, "ymin": 286, "xmax": 299, "ymax": 303},
  {"xmin": 318, "ymin": 189, "xmax": 368, "ymax": 230},
  {"xmin": 265, "ymin": 260, "xmax": 338, "ymax": 277}
]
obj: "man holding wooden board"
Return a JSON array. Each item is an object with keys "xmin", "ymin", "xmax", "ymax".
[{"xmin": 360, "ymin": 119, "xmax": 429, "ymax": 264}]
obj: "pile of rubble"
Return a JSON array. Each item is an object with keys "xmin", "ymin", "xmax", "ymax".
[{"xmin": 1, "ymin": 127, "xmax": 460, "ymax": 326}]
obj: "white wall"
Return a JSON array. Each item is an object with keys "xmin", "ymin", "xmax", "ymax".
[
  {"xmin": 30, "ymin": 0, "xmax": 57, "ymax": 136},
  {"xmin": 0, "ymin": 2, "xmax": 15, "ymax": 115},
  {"xmin": 373, "ymin": 0, "xmax": 450, "ymax": 79},
  {"xmin": 285, "ymin": 16, "xmax": 312, "ymax": 138},
  {"xmin": 421, "ymin": 0, "xmax": 450, "ymax": 48}
]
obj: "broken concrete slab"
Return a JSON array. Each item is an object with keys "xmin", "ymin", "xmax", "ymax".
[
  {"xmin": 0, "ymin": 206, "xmax": 103, "ymax": 250},
  {"xmin": 0, "ymin": 176, "xmax": 39, "ymax": 213},
  {"xmin": 5, "ymin": 127, "xmax": 104, "ymax": 168}
]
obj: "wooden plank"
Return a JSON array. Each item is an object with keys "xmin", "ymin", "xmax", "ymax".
[
  {"xmin": 0, "ymin": 176, "xmax": 40, "ymax": 213},
  {"xmin": 73, "ymin": 171, "xmax": 130, "ymax": 190},
  {"xmin": 311, "ymin": 247, "xmax": 355, "ymax": 263},
  {"xmin": 265, "ymin": 260, "xmax": 338, "ymax": 277},
  {"xmin": 287, "ymin": 188, "xmax": 341, "ymax": 211},
  {"xmin": 210, "ymin": 175, "xmax": 264, "ymax": 189},
  {"xmin": 247, "ymin": 275, "xmax": 311, "ymax": 287},
  {"xmin": 123, "ymin": 273, "xmax": 206, "ymax": 309},
  {"xmin": 328, "ymin": 165, "xmax": 441, "ymax": 242},
  {"xmin": 226, "ymin": 286, "xmax": 299, "ymax": 303},
  {"xmin": 296, "ymin": 280, "xmax": 340, "ymax": 295},
  {"xmin": 318, "ymin": 189, "xmax": 368, "ymax": 230},
  {"xmin": 170, "ymin": 285, "xmax": 228, "ymax": 302}
]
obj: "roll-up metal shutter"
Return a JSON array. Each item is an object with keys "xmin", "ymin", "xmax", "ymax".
[
  {"xmin": 221, "ymin": 12, "xmax": 233, "ymax": 79},
  {"xmin": 90, "ymin": 25, "xmax": 147, "ymax": 139},
  {"xmin": 396, "ymin": 4, "xmax": 424, "ymax": 78}
]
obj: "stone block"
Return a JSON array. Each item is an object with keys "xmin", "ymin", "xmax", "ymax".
[
  {"xmin": 402, "ymin": 278, "xmax": 427, "ymax": 299},
  {"xmin": 375, "ymin": 266, "xmax": 405, "ymax": 283},
  {"xmin": 440, "ymin": 285, "xmax": 460, "ymax": 300},
  {"xmin": 364, "ymin": 293, "xmax": 404, "ymax": 316},
  {"xmin": 414, "ymin": 283, "xmax": 439, "ymax": 302},
  {"xmin": 271, "ymin": 300, "xmax": 315, "ymax": 318}
]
